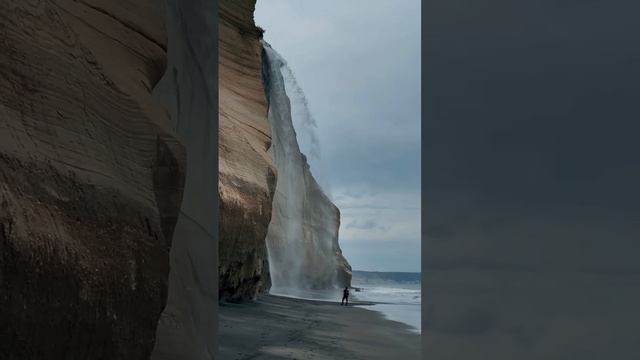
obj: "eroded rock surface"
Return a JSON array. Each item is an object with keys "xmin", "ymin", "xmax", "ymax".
[
  {"xmin": 218, "ymin": 0, "xmax": 275, "ymax": 301},
  {"xmin": 300, "ymin": 160, "xmax": 352, "ymax": 289},
  {"xmin": 0, "ymin": 1, "xmax": 184, "ymax": 359},
  {"xmin": 218, "ymin": 0, "xmax": 351, "ymax": 300}
]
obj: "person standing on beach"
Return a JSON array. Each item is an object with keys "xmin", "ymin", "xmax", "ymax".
[{"xmin": 341, "ymin": 286, "xmax": 350, "ymax": 305}]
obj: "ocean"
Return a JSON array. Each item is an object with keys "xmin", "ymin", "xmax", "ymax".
[
  {"xmin": 268, "ymin": 271, "xmax": 422, "ymax": 334},
  {"xmin": 351, "ymin": 271, "xmax": 422, "ymax": 334}
]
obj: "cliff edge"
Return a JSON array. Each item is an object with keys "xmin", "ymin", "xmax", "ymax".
[
  {"xmin": 218, "ymin": 0, "xmax": 351, "ymax": 299},
  {"xmin": 218, "ymin": 0, "xmax": 275, "ymax": 300}
]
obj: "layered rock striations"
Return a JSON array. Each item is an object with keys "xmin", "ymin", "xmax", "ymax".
[
  {"xmin": 0, "ymin": 1, "xmax": 185, "ymax": 359},
  {"xmin": 2, "ymin": 0, "xmax": 351, "ymax": 357},
  {"xmin": 218, "ymin": 0, "xmax": 351, "ymax": 299},
  {"xmin": 218, "ymin": 0, "xmax": 275, "ymax": 300}
]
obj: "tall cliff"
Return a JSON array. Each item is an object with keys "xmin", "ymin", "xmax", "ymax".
[
  {"xmin": 218, "ymin": 0, "xmax": 351, "ymax": 298},
  {"xmin": 218, "ymin": 0, "xmax": 275, "ymax": 300},
  {"xmin": 150, "ymin": 1, "xmax": 219, "ymax": 359},
  {"xmin": 262, "ymin": 44, "xmax": 352, "ymax": 291},
  {"xmin": 0, "ymin": 1, "xmax": 185, "ymax": 359}
]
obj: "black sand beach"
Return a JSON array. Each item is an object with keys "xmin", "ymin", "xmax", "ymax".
[{"xmin": 219, "ymin": 294, "xmax": 421, "ymax": 360}]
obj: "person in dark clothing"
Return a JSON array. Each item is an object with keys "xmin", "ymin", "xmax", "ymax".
[{"xmin": 341, "ymin": 286, "xmax": 349, "ymax": 305}]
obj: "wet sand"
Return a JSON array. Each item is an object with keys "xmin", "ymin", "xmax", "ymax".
[{"xmin": 219, "ymin": 294, "xmax": 421, "ymax": 360}]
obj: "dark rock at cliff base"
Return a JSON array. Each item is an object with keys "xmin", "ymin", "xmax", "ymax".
[{"xmin": 0, "ymin": 1, "xmax": 185, "ymax": 359}]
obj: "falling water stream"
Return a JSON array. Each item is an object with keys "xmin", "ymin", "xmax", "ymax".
[
  {"xmin": 262, "ymin": 42, "xmax": 342, "ymax": 298},
  {"xmin": 280, "ymin": 64, "xmax": 331, "ymax": 194}
]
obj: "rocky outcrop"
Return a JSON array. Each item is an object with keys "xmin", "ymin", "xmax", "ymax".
[
  {"xmin": 301, "ymin": 160, "xmax": 353, "ymax": 289},
  {"xmin": 218, "ymin": 0, "xmax": 275, "ymax": 300},
  {"xmin": 150, "ymin": 1, "xmax": 219, "ymax": 359},
  {"xmin": 0, "ymin": 1, "xmax": 185, "ymax": 359}
]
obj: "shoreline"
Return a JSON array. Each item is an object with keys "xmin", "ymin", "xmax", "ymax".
[{"xmin": 219, "ymin": 294, "xmax": 421, "ymax": 360}]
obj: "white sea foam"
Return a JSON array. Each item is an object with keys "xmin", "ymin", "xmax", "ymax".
[
  {"xmin": 268, "ymin": 284, "xmax": 422, "ymax": 333},
  {"xmin": 351, "ymin": 284, "xmax": 422, "ymax": 333}
]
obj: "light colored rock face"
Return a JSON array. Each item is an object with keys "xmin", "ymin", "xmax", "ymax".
[
  {"xmin": 218, "ymin": 0, "xmax": 275, "ymax": 300},
  {"xmin": 149, "ymin": 1, "xmax": 218, "ymax": 359},
  {"xmin": 262, "ymin": 44, "xmax": 352, "ymax": 292},
  {"xmin": 300, "ymin": 162, "xmax": 353, "ymax": 289},
  {"xmin": 217, "ymin": 0, "xmax": 350, "ymax": 298},
  {"xmin": 0, "ymin": 1, "xmax": 185, "ymax": 359}
]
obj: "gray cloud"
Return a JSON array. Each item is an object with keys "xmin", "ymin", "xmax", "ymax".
[
  {"xmin": 256, "ymin": 0, "xmax": 421, "ymax": 272},
  {"xmin": 255, "ymin": 0, "xmax": 640, "ymax": 357},
  {"xmin": 339, "ymin": 239, "xmax": 421, "ymax": 273},
  {"xmin": 256, "ymin": 0, "xmax": 420, "ymax": 193},
  {"xmin": 344, "ymin": 219, "xmax": 388, "ymax": 231}
]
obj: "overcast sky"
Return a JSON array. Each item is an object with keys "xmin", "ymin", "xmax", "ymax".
[
  {"xmin": 254, "ymin": 0, "xmax": 640, "ymax": 357},
  {"xmin": 255, "ymin": 0, "xmax": 421, "ymax": 272}
]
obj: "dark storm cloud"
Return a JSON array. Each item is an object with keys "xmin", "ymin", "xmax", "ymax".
[{"xmin": 424, "ymin": 0, "xmax": 640, "ymax": 358}]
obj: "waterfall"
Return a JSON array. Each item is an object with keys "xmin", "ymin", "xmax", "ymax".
[
  {"xmin": 262, "ymin": 42, "xmax": 347, "ymax": 296},
  {"xmin": 280, "ymin": 65, "xmax": 331, "ymax": 194}
]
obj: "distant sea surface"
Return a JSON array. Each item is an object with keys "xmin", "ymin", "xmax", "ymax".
[
  {"xmin": 267, "ymin": 271, "xmax": 421, "ymax": 333},
  {"xmin": 351, "ymin": 271, "xmax": 421, "ymax": 333}
]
